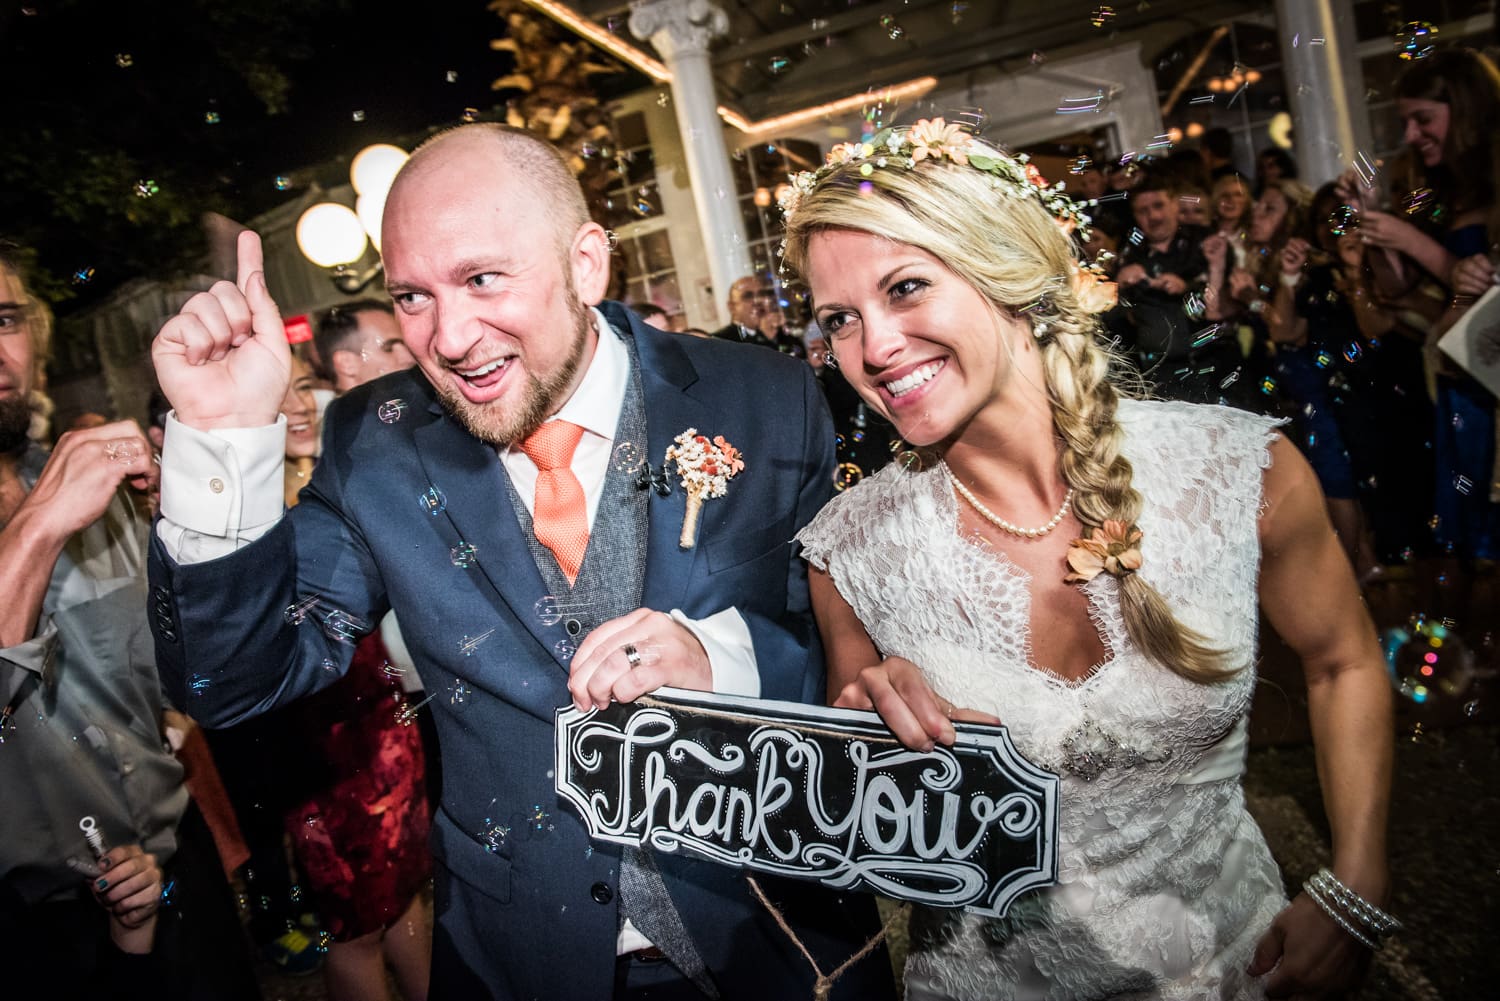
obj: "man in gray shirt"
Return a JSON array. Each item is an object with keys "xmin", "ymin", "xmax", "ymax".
[{"xmin": 0, "ymin": 243, "xmax": 256, "ymax": 998}]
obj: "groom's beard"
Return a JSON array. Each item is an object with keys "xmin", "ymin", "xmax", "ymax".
[
  {"xmin": 0, "ymin": 396, "xmax": 32, "ymax": 455},
  {"xmin": 432, "ymin": 286, "xmax": 592, "ymax": 448}
]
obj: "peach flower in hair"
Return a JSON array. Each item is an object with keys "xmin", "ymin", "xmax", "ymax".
[{"xmin": 1065, "ymin": 520, "xmax": 1143, "ymax": 583}]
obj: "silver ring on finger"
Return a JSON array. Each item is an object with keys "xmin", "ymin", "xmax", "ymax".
[{"xmin": 623, "ymin": 643, "xmax": 642, "ymax": 669}]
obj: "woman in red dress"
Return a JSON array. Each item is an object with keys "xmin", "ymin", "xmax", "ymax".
[{"xmin": 279, "ymin": 352, "xmax": 432, "ymax": 1001}]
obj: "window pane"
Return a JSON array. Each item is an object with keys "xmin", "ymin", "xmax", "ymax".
[
  {"xmin": 626, "ymin": 147, "xmax": 656, "ymax": 188},
  {"xmin": 640, "ymin": 229, "xmax": 674, "ymax": 275},
  {"xmin": 616, "ymin": 111, "xmax": 648, "ymax": 149}
]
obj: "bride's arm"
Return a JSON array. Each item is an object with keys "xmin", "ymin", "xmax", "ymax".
[
  {"xmin": 1248, "ymin": 435, "xmax": 1393, "ymax": 996},
  {"xmin": 810, "ymin": 566, "xmax": 996, "ymax": 751}
]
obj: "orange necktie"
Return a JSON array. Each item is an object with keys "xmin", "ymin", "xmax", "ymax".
[{"xmin": 519, "ymin": 420, "xmax": 589, "ymax": 584}]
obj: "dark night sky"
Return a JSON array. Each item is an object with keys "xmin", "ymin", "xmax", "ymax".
[{"xmin": 1, "ymin": 0, "xmax": 642, "ymax": 311}]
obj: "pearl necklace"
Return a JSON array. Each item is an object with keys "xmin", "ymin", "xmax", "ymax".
[{"xmin": 945, "ymin": 466, "xmax": 1073, "ymax": 538}]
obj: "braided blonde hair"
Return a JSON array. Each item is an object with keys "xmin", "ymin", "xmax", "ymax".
[{"xmin": 781, "ymin": 140, "xmax": 1235, "ymax": 683}]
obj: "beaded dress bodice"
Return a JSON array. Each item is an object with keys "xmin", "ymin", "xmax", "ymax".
[{"xmin": 798, "ymin": 399, "xmax": 1289, "ymax": 1000}]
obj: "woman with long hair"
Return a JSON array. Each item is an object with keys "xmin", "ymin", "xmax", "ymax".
[
  {"xmin": 1264, "ymin": 183, "xmax": 1384, "ymax": 579},
  {"xmin": 1345, "ymin": 46, "xmax": 1500, "ymax": 630},
  {"xmin": 780, "ymin": 120, "xmax": 1394, "ymax": 999},
  {"xmin": 1209, "ymin": 172, "xmax": 1253, "ymax": 263}
]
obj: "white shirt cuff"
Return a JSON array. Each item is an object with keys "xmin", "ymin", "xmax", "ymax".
[
  {"xmin": 156, "ymin": 413, "xmax": 288, "ymax": 562},
  {"xmin": 669, "ymin": 607, "xmax": 759, "ymax": 698}
]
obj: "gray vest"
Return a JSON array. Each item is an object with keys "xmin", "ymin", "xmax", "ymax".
[{"xmin": 502, "ymin": 334, "xmax": 717, "ymax": 995}]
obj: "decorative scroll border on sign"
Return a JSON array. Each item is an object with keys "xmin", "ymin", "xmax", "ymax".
[{"xmin": 554, "ymin": 687, "xmax": 1060, "ymax": 917}]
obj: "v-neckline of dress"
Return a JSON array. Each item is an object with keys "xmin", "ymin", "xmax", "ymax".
[{"xmin": 937, "ymin": 468, "xmax": 1122, "ymax": 691}]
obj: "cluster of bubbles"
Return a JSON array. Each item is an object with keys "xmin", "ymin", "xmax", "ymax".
[
  {"xmin": 450, "ymin": 542, "xmax": 478, "ymax": 568},
  {"xmin": 134, "ymin": 179, "xmax": 159, "ymax": 199},
  {"xmin": 378, "ymin": 398, "xmax": 407, "ymax": 424},
  {"xmin": 878, "ymin": 14, "xmax": 905, "ymax": 40}
]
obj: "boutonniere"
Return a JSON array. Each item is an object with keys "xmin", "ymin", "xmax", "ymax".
[{"xmin": 665, "ymin": 429, "xmax": 745, "ymax": 549}]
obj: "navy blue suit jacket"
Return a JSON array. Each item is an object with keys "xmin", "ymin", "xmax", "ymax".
[{"xmin": 149, "ymin": 303, "xmax": 896, "ymax": 1001}]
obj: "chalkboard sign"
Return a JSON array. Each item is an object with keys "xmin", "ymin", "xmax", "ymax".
[{"xmin": 554, "ymin": 687, "xmax": 1059, "ymax": 917}]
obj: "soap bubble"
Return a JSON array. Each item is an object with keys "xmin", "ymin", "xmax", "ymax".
[
  {"xmin": 1382, "ymin": 618, "xmax": 1476, "ymax": 705},
  {"xmin": 1328, "ymin": 204, "xmax": 1359, "ymax": 236},
  {"xmin": 418, "ymin": 486, "xmax": 447, "ymax": 515},
  {"xmin": 1395, "ymin": 21, "xmax": 1438, "ymax": 61},
  {"xmin": 458, "ymin": 629, "xmax": 495, "ymax": 657}
]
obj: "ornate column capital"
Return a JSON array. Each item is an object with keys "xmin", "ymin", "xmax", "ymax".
[{"xmin": 629, "ymin": 0, "xmax": 729, "ymax": 61}]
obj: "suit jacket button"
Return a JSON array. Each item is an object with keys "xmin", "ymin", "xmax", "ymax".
[
  {"xmin": 565, "ymin": 619, "xmax": 582, "ymax": 636},
  {"xmin": 590, "ymin": 881, "xmax": 613, "ymax": 905}
]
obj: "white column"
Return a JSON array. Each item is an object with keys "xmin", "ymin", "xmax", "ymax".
[
  {"xmin": 1274, "ymin": 0, "xmax": 1375, "ymax": 188},
  {"xmin": 631, "ymin": 0, "xmax": 751, "ymax": 326}
]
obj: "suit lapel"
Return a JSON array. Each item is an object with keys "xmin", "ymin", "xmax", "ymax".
[
  {"xmin": 411, "ymin": 407, "xmax": 564, "ymax": 668},
  {"xmin": 605, "ymin": 304, "xmax": 711, "ymax": 615}
]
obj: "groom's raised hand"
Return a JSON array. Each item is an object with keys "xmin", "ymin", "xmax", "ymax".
[{"xmin": 153, "ymin": 230, "xmax": 291, "ymax": 430}]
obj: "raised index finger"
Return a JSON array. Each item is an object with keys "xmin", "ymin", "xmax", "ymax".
[{"xmin": 235, "ymin": 230, "xmax": 265, "ymax": 296}]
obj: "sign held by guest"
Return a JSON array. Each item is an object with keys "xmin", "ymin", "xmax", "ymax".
[{"xmin": 554, "ymin": 688, "xmax": 1060, "ymax": 917}]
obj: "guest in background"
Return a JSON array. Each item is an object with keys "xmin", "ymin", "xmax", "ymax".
[
  {"xmin": 313, "ymin": 299, "xmax": 414, "ymax": 394},
  {"xmin": 712, "ymin": 275, "xmax": 805, "ymax": 356},
  {"xmin": 1201, "ymin": 126, "xmax": 1241, "ymax": 181},
  {"xmin": 1108, "ymin": 173, "xmax": 1223, "ymax": 401},
  {"xmin": 1210, "ymin": 173, "xmax": 1253, "ymax": 268},
  {"xmin": 1350, "ymin": 46, "xmax": 1500, "ymax": 630},
  {"xmin": 628, "ymin": 301, "xmax": 673, "ymax": 331},
  {"xmin": 1266, "ymin": 184, "xmax": 1382, "ymax": 580},
  {"xmin": 278, "ymin": 352, "xmax": 432, "ymax": 1001},
  {"xmin": 1, "ymin": 240, "xmax": 258, "ymax": 1001},
  {"xmin": 1255, "ymin": 147, "xmax": 1299, "ymax": 193},
  {"xmin": 1177, "ymin": 183, "xmax": 1211, "ymax": 228}
]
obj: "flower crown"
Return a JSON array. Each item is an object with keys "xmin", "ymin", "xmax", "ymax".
[
  {"xmin": 778, "ymin": 118, "xmax": 1093, "ymax": 239},
  {"xmin": 779, "ymin": 118, "xmax": 1115, "ymax": 316}
]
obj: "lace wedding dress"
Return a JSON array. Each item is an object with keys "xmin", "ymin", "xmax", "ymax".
[{"xmin": 799, "ymin": 400, "xmax": 1289, "ymax": 1000}]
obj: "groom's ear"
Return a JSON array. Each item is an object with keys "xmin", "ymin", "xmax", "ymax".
[{"xmin": 569, "ymin": 222, "xmax": 612, "ymax": 306}]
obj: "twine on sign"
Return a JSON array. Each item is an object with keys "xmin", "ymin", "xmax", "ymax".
[
  {"xmin": 745, "ymin": 875, "xmax": 908, "ymax": 1001},
  {"xmin": 636, "ymin": 695, "xmax": 905, "ymax": 746}
]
